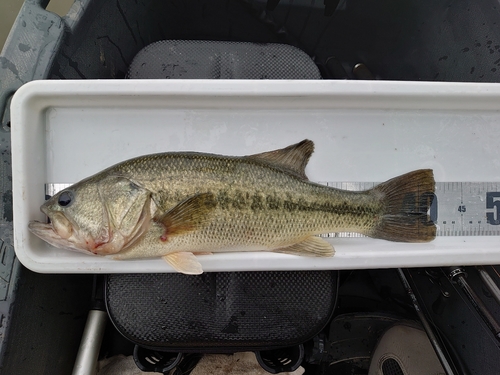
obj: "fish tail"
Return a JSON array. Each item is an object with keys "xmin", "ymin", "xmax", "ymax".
[{"xmin": 369, "ymin": 169, "xmax": 436, "ymax": 242}]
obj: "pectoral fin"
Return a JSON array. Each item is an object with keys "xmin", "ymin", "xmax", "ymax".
[
  {"xmin": 273, "ymin": 236, "xmax": 335, "ymax": 257},
  {"xmin": 154, "ymin": 193, "xmax": 216, "ymax": 241},
  {"xmin": 162, "ymin": 252, "xmax": 203, "ymax": 274}
]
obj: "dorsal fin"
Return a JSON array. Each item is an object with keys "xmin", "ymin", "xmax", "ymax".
[{"xmin": 246, "ymin": 139, "xmax": 314, "ymax": 180}]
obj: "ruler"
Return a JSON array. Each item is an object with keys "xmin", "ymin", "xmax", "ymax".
[
  {"xmin": 47, "ymin": 182, "xmax": 500, "ymax": 237},
  {"xmin": 324, "ymin": 182, "xmax": 500, "ymax": 237}
]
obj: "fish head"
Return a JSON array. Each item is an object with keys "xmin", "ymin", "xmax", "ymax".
[{"xmin": 29, "ymin": 175, "xmax": 153, "ymax": 256}]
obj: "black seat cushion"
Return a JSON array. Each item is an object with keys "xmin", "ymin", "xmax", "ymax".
[{"xmin": 106, "ymin": 271, "xmax": 337, "ymax": 352}]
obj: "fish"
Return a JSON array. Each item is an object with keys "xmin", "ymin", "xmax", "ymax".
[{"xmin": 28, "ymin": 140, "xmax": 436, "ymax": 274}]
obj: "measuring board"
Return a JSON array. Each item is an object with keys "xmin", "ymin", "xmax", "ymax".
[{"xmin": 46, "ymin": 182, "xmax": 500, "ymax": 238}]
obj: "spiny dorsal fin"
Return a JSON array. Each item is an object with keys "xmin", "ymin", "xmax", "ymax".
[{"xmin": 246, "ymin": 139, "xmax": 314, "ymax": 180}]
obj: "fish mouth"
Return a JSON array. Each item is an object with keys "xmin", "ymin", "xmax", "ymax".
[
  {"xmin": 28, "ymin": 220, "xmax": 69, "ymax": 248},
  {"xmin": 28, "ymin": 221, "xmax": 94, "ymax": 255},
  {"xmin": 28, "ymin": 221, "xmax": 54, "ymax": 237}
]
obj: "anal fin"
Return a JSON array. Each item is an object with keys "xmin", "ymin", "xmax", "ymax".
[
  {"xmin": 273, "ymin": 236, "xmax": 335, "ymax": 257},
  {"xmin": 163, "ymin": 252, "xmax": 203, "ymax": 274},
  {"xmin": 193, "ymin": 251, "xmax": 213, "ymax": 256}
]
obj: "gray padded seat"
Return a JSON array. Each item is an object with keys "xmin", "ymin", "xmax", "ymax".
[{"xmin": 127, "ymin": 40, "xmax": 322, "ymax": 79}]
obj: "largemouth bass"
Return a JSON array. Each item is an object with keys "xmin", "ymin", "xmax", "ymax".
[{"xmin": 29, "ymin": 140, "xmax": 435, "ymax": 274}]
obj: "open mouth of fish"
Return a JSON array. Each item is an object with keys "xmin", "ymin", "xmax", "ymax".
[{"xmin": 28, "ymin": 220, "xmax": 95, "ymax": 256}]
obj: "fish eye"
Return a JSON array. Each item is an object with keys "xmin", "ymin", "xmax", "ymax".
[{"xmin": 58, "ymin": 190, "xmax": 74, "ymax": 207}]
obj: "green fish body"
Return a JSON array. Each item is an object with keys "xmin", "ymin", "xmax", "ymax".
[{"xmin": 29, "ymin": 140, "xmax": 436, "ymax": 274}]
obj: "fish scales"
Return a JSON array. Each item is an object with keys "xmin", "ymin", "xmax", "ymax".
[
  {"xmin": 110, "ymin": 153, "xmax": 382, "ymax": 259},
  {"xmin": 28, "ymin": 140, "xmax": 436, "ymax": 274}
]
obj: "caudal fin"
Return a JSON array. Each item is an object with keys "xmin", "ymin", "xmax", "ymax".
[{"xmin": 370, "ymin": 169, "xmax": 436, "ymax": 242}]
